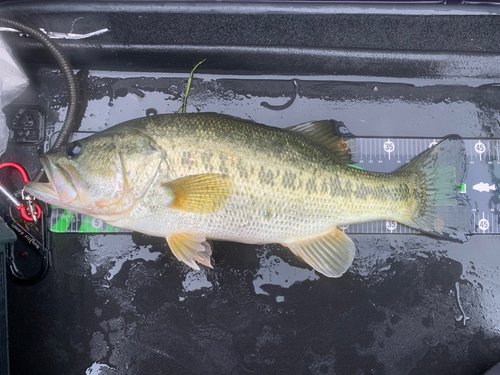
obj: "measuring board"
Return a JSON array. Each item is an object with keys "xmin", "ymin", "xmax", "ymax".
[
  {"xmin": 47, "ymin": 134, "xmax": 500, "ymax": 235},
  {"xmin": 340, "ymin": 138, "xmax": 499, "ymax": 235}
]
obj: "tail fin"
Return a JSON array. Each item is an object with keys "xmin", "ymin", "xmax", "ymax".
[{"xmin": 399, "ymin": 137, "xmax": 473, "ymax": 242}]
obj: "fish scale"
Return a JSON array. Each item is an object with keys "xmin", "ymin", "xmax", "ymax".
[{"xmin": 121, "ymin": 114, "xmax": 413, "ymax": 243}]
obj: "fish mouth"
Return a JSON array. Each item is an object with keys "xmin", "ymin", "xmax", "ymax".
[{"xmin": 25, "ymin": 155, "xmax": 84, "ymax": 208}]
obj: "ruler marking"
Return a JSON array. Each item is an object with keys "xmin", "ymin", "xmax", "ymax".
[
  {"xmin": 406, "ymin": 138, "xmax": 408, "ymax": 161},
  {"xmin": 369, "ymin": 138, "xmax": 372, "ymax": 161}
]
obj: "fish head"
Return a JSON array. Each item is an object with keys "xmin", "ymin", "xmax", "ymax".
[{"xmin": 25, "ymin": 128, "xmax": 165, "ymax": 221}]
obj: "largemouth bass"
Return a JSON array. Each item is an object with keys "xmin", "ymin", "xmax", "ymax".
[{"xmin": 25, "ymin": 113, "xmax": 471, "ymax": 277}]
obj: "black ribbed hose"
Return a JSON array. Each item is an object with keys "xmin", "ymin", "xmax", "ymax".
[{"xmin": 0, "ymin": 17, "xmax": 79, "ymax": 181}]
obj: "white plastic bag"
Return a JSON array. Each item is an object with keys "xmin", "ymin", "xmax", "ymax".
[{"xmin": 0, "ymin": 34, "xmax": 29, "ymax": 157}]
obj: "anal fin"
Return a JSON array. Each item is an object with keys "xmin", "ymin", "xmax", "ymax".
[
  {"xmin": 283, "ymin": 228, "xmax": 355, "ymax": 278},
  {"xmin": 166, "ymin": 233, "xmax": 213, "ymax": 270}
]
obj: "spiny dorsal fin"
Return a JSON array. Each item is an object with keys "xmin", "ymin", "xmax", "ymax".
[
  {"xmin": 283, "ymin": 227, "xmax": 356, "ymax": 278},
  {"xmin": 166, "ymin": 233, "xmax": 213, "ymax": 270},
  {"xmin": 286, "ymin": 120, "xmax": 357, "ymax": 164},
  {"xmin": 163, "ymin": 174, "xmax": 232, "ymax": 213}
]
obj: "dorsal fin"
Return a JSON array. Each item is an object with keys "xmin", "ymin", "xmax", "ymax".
[{"xmin": 286, "ymin": 120, "xmax": 357, "ymax": 164}]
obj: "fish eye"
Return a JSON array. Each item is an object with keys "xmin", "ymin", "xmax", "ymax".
[{"xmin": 66, "ymin": 141, "xmax": 82, "ymax": 159}]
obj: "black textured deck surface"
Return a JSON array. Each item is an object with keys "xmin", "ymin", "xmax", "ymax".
[{"xmin": 1, "ymin": 2, "xmax": 500, "ymax": 375}]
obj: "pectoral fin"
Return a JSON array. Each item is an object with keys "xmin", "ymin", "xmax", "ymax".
[
  {"xmin": 166, "ymin": 233, "xmax": 213, "ymax": 270},
  {"xmin": 284, "ymin": 228, "xmax": 355, "ymax": 278},
  {"xmin": 163, "ymin": 174, "xmax": 231, "ymax": 213}
]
